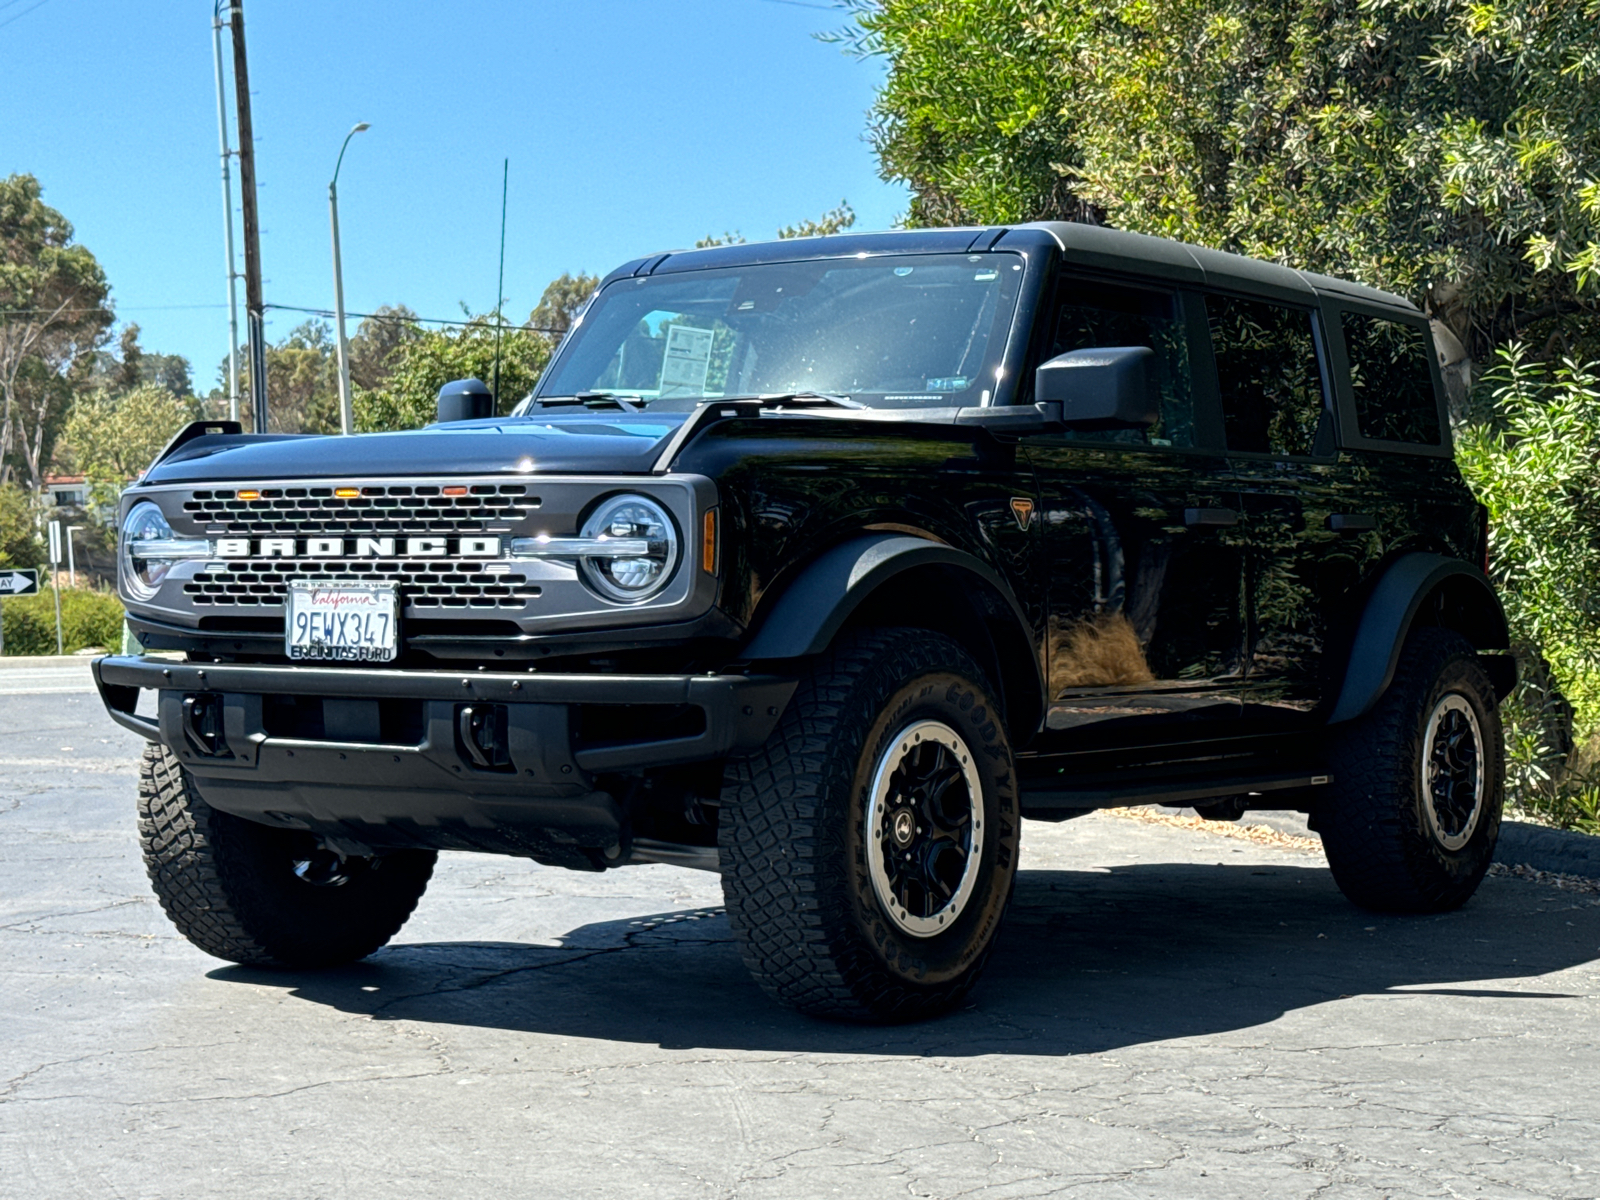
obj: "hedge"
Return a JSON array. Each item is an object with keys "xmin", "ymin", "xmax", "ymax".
[{"xmin": 1, "ymin": 586, "xmax": 125, "ymax": 656}]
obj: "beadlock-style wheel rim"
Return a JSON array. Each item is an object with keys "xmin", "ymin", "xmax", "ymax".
[
  {"xmin": 1420, "ymin": 694, "xmax": 1485, "ymax": 853},
  {"xmin": 866, "ymin": 720, "xmax": 985, "ymax": 938}
]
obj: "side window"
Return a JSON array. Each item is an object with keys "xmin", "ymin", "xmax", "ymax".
[
  {"xmin": 1206, "ymin": 294, "xmax": 1327, "ymax": 457},
  {"xmin": 1049, "ymin": 279, "xmax": 1196, "ymax": 448},
  {"xmin": 1341, "ymin": 312, "xmax": 1442, "ymax": 446}
]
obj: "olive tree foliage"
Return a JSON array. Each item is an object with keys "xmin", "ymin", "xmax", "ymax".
[
  {"xmin": 0, "ymin": 175, "xmax": 113, "ymax": 489},
  {"xmin": 697, "ymin": 202, "xmax": 857, "ymax": 248},
  {"xmin": 830, "ymin": 0, "xmax": 1600, "ymax": 362}
]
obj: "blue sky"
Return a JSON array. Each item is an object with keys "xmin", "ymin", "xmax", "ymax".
[{"xmin": 0, "ymin": 0, "xmax": 906, "ymax": 391}]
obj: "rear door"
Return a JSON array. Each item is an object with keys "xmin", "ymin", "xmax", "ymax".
[{"xmin": 1205, "ymin": 292, "xmax": 1355, "ymax": 725}]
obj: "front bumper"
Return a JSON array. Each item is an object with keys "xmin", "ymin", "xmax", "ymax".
[{"xmin": 93, "ymin": 656, "xmax": 794, "ymax": 861}]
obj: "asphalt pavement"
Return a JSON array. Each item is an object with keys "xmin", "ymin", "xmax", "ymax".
[{"xmin": 4, "ymin": 659, "xmax": 1600, "ymax": 1199}]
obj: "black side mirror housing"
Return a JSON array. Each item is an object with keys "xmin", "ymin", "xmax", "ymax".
[
  {"xmin": 436, "ymin": 378, "xmax": 494, "ymax": 424},
  {"xmin": 1035, "ymin": 346, "xmax": 1156, "ymax": 428}
]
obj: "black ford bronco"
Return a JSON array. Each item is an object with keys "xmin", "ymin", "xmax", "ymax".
[{"xmin": 95, "ymin": 222, "xmax": 1512, "ymax": 1021}]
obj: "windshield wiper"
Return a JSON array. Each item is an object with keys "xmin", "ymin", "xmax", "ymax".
[
  {"xmin": 722, "ymin": 391, "xmax": 866, "ymax": 410},
  {"xmin": 527, "ymin": 392, "xmax": 644, "ymax": 412}
]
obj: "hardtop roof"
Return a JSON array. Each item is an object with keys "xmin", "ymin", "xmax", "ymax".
[{"xmin": 612, "ymin": 222, "xmax": 1417, "ymax": 316}]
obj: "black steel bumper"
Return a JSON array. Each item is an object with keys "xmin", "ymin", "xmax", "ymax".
[{"xmin": 91, "ymin": 655, "xmax": 795, "ymax": 859}]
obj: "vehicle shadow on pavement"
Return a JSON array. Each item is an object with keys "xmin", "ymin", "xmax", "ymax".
[{"xmin": 210, "ymin": 863, "xmax": 1600, "ymax": 1055}]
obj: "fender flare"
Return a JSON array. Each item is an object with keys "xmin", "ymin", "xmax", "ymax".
[
  {"xmin": 739, "ymin": 533, "xmax": 1045, "ymax": 730},
  {"xmin": 1329, "ymin": 552, "xmax": 1513, "ymax": 725}
]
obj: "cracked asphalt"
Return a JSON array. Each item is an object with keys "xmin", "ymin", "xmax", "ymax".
[{"xmin": 5, "ymin": 663, "xmax": 1600, "ymax": 1198}]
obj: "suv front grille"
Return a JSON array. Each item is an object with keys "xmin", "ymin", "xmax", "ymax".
[
  {"xmin": 181, "ymin": 483, "xmax": 537, "ymax": 537},
  {"xmin": 183, "ymin": 559, "xmax": 542, "ymax": 609}
]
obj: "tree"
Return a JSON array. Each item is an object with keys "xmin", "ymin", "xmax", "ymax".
[
  {"xmin": 225, "ymin": 319, "xmax": 341, "ymax": 435},
  {"xmin": 63, "ymin": 384, "xmax": 198, "ymax": 486},
  {"xmin": 778, "ymin": 202, "xmax": 856, "ymax": 239},
  {"xmin": 353, "ymin": 314, "xmax": 552, "ymax": 433},
  {"xmin": 0, "ymin": 482, "xmax": 42, "ymax": 569},
  {"xmin": 698, "ymin": 203, "xmax": 859, "ymax": 249},
  {"xmin": 0, "ymin": 175, "xmax": 113, "ymax": 488},
  {"xmin": 832, "ymin": 0, "xmax": 1600, "ymax": 364},
  {"xmin": 90, "ymin": 324, "xmax": 193, "ymax": 400},
  {"xmin": 347, "ymin": 304, "xmax": 423, "ymax": 392},
  {"xmin": 528, "ymin": 273, "xmax": 599, "ymax": 337}
]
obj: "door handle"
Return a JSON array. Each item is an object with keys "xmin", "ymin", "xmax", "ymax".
[
  {"xmin": 1327, "ymin": 513, "xmax": 1376, "ymax": 532},
  {"xmin": 1184, "ymin": 507, "xmax": 1238, "ymax": 527}
]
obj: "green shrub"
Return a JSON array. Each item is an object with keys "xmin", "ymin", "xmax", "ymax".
[
  {"xmin": 1456, "ymin": 345, "xmax": 1600, "ymax": 827},
  {"xmin": 1, "ymin": 586, "xmax": 124, "ymax": 656}
]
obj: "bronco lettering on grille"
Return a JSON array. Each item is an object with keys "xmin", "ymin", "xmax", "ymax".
[{"xmin": 212, "ymin": 536, "xmax": 503, "ymax": 559}]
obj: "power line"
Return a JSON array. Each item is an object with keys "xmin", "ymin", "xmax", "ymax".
[
  {"xmin": 263, "ymin": 302, "xmax": 563, "ymax": 336},
  {"xmin": 0, "ymin": 0, "xmax": 54, "ymax": 31}
]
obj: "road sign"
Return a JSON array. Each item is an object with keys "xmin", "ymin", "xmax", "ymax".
[
  {"xmin": 0, "ymin": 569, "xmax": 39, "ymax": 597},
  {"xmin": 48, "ymin": 520, "xmax": 62, "ymax": 566}
]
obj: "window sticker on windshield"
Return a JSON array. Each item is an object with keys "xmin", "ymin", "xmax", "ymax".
[
  {"xmin": 926, "ymin": 377, "xmax": 969, "ymax": 392},
  {"xmin": 659, "ymin": 324, "xmax": 714, "ymax": 396}
]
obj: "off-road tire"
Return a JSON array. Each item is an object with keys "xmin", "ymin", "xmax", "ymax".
[
  {"xmin": 1320, "ymin": 629, "xmax": 1503, "ymax": 913},
  {"xmin": 137, "ymin": 743, "xmax": 436, "ymax": 967},
  {"xmin": 718, "ymin": 628, "xmax": 1020, "ymax": 1021}
]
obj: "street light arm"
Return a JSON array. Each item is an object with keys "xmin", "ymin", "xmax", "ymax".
[
  {"xmin": 331, "ymin": 121, "xmax": 370, "ymax": 190},
  {"xmin": 330, "ymin": 121, "xmax": 368, "ymax": 437}
]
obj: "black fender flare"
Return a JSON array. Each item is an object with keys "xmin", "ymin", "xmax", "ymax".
[
  {"xmin": 1329, "ymin": 552, "xmax": 1514, "ymax": 724},
  {"xmin": 739, "ymin": 533, "xmax": 1046, "ymax": 733}
]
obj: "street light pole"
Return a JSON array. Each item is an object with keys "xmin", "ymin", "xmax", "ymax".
[
  {"xmin": 66, "ymin": 525, "xmax": 82, "ymax": 588},
  {"xmin": 211, "ymin": 1, "xmax": 241, "ymax": 424},
  {"xmin": 330, "ymin": 122, "xmax": 369, "ymax": 437}
]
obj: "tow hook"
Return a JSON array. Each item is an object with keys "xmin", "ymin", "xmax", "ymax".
[
  {"xmin": 181, "ymin": 693, "xmax": 231, "ymax": 759},
  {"xmin": 457, "ymin": 703, "xmax": 512, "ymax": 771}
]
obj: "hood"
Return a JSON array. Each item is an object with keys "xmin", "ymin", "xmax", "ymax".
[{"xmin": 141, "ymin": 413, "xmax": 689, "ymax": 485}]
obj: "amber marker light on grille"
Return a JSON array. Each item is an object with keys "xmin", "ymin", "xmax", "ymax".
[
  {"xmin": 334, "ymin": 487, "xmax": 360, "ymax": 498},
  {"xmin": 702, "ymin": 509, "xmax": 718, "ymax": 574},
  {"xmin": 237, "ymin": 489, "xmax": 260, "ymax": 501},
  {"xmin": 443, "ymin": 486, "xmax": 469, "ymax": 496}
]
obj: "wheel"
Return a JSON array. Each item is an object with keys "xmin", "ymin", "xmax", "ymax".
[
  {"xmin": 1319, "ymin": 628, "xmax": 1504, "ymax": 913},
  {"xmin": 137, "ymin": 743, "xmax": 436, "ymax": 967},
  {"xmin": 718, "ymin": 628, "xmax": 1020, "ymax": 1021}
]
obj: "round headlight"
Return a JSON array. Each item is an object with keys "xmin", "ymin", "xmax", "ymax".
[
  {"xmin": 121, "ymin": 501, "xmax": 178, "ymax": 601},
  {"xmin": 578, "ymin": 494, "xmax": 679, "ymax": 603}
]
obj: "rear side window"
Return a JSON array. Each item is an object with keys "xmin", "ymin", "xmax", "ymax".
[
  {"xmin": 1207, "ymin": 295, "xmax": 1327, "ymax": 457},
  {"xmin": 1050, "ymin": 279, "xmax": 1196, "ymax": 447},
  {"xmin": 1341, "ymin": 312, "xmax": 1442, "ymax": 446}
]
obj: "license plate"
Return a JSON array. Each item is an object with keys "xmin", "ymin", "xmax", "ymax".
[{"xmin": 286, "ymin": 583, "xmax": 398, "ymax": 663}]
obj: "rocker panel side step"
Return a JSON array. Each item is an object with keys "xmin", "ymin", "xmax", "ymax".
[{"xmin": 1020, "ymin": 768, "xmax": 1332, "ymax": 813}]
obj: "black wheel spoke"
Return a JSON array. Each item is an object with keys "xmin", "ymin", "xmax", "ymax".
[{"xmin": 866, "ymin": 721, "xmax": 983, "ymax": 934}]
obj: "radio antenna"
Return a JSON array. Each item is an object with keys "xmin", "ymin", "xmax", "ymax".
[{"xmin": 492, "ymin": 158, "xmax": 509, "ymax": 414}]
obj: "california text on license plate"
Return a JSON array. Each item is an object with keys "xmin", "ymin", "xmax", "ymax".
[{"xmin": 286, "ymin": 583, "xmax": 398, "ymax": 663}]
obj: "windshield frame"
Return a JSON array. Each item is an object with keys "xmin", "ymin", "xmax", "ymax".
[{"xmin": 532, "ymin": 249, "xmax": 1034, "ymax": 413}]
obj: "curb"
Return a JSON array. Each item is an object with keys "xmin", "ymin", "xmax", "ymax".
[
  {"xmin": 1188, "ymin": 808, "xmax": 1600, "ymax": 880},
  {"xmin": 0, "ymin": 654, "xmax": 99, "ymax": 669},
  {"xmin": 1495, "ymin": 820, "xmax": 1600, "ymax": 879}
]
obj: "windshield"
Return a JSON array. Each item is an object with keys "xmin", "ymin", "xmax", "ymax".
[{"xmin": 536, "ymin": 252, "xmax": 1024, "ymax": 409}]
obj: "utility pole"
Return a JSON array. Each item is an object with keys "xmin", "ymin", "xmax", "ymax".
[
  {"xmin": 229, "ymin": 0, "xmax": 269, "ymax": 434},
  {"xmin": 211, "ymin": 1, "xmax": 241, "ymax": 424}
]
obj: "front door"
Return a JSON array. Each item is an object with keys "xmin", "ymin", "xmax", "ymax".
[{"xmin": 1027, "ymin": 276, "xmax": 1248, "ymax": 752}]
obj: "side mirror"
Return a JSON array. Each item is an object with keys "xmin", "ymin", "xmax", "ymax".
[
  {"xmin": 1035, "ymin": 346, "xmax": 1156, "ymax": 428},
  {"xmin": 436, "ymin": 378, "xmax": 494, "ymax": 423}
]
